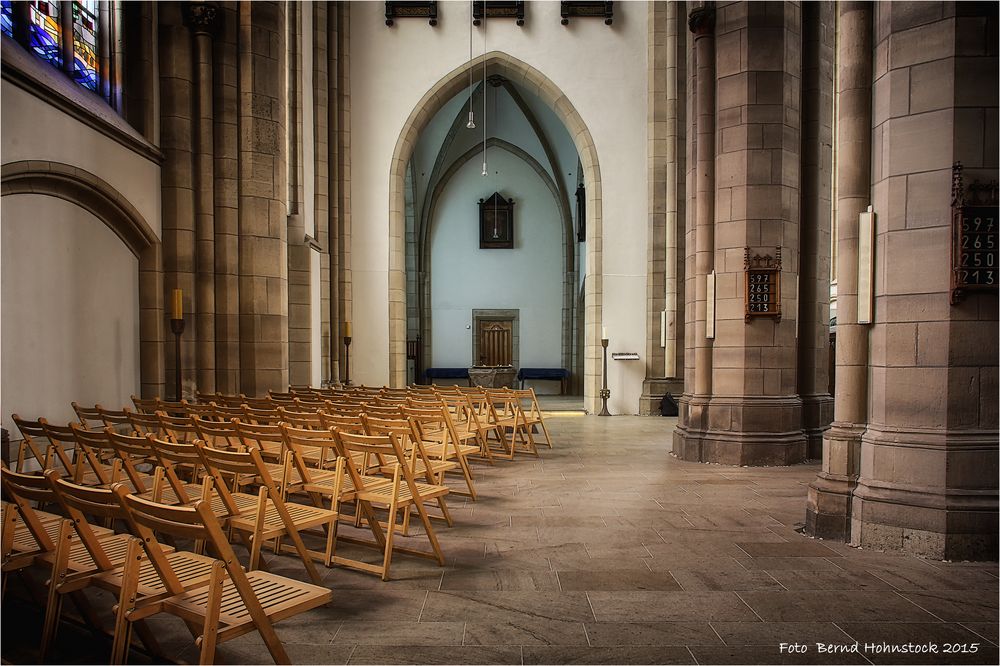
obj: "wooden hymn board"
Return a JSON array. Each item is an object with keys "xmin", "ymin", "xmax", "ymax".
[{"xmin": 745, "ymin": 247, "xmax": 782, "ymax": 322}]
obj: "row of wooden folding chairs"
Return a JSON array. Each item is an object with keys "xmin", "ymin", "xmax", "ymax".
[
  {"xmin": 12, "ymin": 410, "xmax": 456, "ymax": 582},
  {"xmin": 1, "ymin": 467, "xmax": 331, "ymax": 664}
]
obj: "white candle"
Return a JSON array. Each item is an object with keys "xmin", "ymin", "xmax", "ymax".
[{"xmin": 602, "ymin": 327, "xmax": 607, "ymax": 339}]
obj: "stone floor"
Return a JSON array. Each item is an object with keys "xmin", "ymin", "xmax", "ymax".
[{"xmin": 3, "ymin": 414, "xmax": 998, "ymax": 664}]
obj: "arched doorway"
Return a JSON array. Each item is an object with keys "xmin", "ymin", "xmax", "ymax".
[{"xmin": 388, "ymin": 52, "xmax": 604, "ymax": 411}]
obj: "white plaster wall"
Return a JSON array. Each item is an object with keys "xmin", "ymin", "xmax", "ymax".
[
  {"xmin": 351, "ymin": 0, "xmax": 648, "ymax": 412},
  {"xmin": 1, "ymin": 82, "xmax": 162, "ymax": 238},
  {"xmin": 430, "ymin": 149, "xmax": 562, "ymax": 368},
  {"xmin": 1, "ymin": 195, "xmax": 140, "ymax": 433}
]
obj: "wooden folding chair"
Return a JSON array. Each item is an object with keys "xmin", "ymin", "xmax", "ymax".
[
  {"xmin": 439, "ymin": 393, "xmax": 496, "ymax": 464},
  {"xmin": 507, "ymin": 387, "xmax": 553, "ymax": 448},
  {"xmin": 332, "ymin": 431, "xmax": 450, "ymax": 580},
  {"xmin": 183, "ymin": 401, "xmax": 220, "ymax": 421},
  {"xmin": 211, "ymin": 402, "xmax": 247, "ymax": 421},
  {"xmin": 400, "ymin": 405, "xmax": 479, "ymax": 499},
  {"xmin": 43, "ymin": 473, "xmax": 210, "ymax": 664},
  {"xmin": 117, "ymin": 489, "xmax": 332, "ymax": 664},
  {"xmin": 242, "ymin": 404, "xmax": 282, "ymax": 425},
  {"xmin": 194, "ymin": 442, "xmax": 337, "ymax": 583},
  {"xmin": 192, "ymin": 416, "xmax": 241, "ymax": 450},
  {"xmin": 360, "ymin": 415, "xmax": 454, "ymax": 532},
  {"xmin": 69, "ymin": 424, "xmax": 144, "ymax": 490},
  {"xmin": 1, "ymin": 466, "xmax": 132, "ymax": 652},
  {"xmin": 11, "ymin": 415, "xmax": 74, "ymax": 476},
  {"xmin": 484, "ymin": 390, "xmax": 539, "ymax": 459},
  {"xmin": 158, "ymin": 412, "xmax": 200, "ymax": 443}
]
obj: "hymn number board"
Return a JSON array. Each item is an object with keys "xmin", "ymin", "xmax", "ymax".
[
  {"xmin": 951, "ymin": 164, "xmax": 999, "ymax": 304},
  {"xmin": 744, "ymin": 247, "xmax": 782, "ymax": 322}
]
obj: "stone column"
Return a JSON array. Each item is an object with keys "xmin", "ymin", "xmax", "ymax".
[
  {"xmin": 675, "ymin": 1, "xmax": 808, "ymax": 466},
  {"xmin": 642, "ymin": 1, "xmax": 685, "ymax": 415},
  {"xmin": 797, "ymin": 1, "xmax": 835, "ymax": 458},
  {"xmin": 805, "ymin": 1, "xmax": 872, "ymax": 540},
  {"xmin": 313, "ymin": 1, "xmax": 333, "ymax": 384},
  {"xmin": 186, "ymin": 2, "xmax": 218, "ymax": 394},
  {"xmin": 237, "ymin": 0, "xmax": 288, "ymax": 395},
  {"xmin": 213, "ymin": 3, "xmax": 240, "ymax": 393},
  {"xmin": 673, "ymin": 3, "xmax": 715, "ymax": 457},
  {"xmin": 158, "ymin": 1, "xmax": 196, "ymax": 399},
  {"xmin": 850, "ymin": 1, "xmax": 998, "ymax": 559}
]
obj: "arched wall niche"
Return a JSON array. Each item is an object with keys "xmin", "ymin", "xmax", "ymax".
[
  {"xmin": 389, "ymin": 51, "xmax": 603, "ymax": 411},
  {"xmin": 419, "ymin": 137, "xmax": 576, "ymax": 378},
  {"xmin": 1, "ymin": 160, "xmax": 165, "ymax": 398}
]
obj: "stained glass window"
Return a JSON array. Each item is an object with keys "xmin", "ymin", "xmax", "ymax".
[
  {"xmin": 28, "ymin": 0, "xmax": 62, "ymax": 68},
  {"xmin": 72, "ymin": 1, "xmax": 99, "ymax": 90},
  {"xmin": 1, "ymin": 1, "xmax": 13, "ymax": 39}
]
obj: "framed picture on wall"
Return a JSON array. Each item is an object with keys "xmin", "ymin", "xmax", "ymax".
[{"xmin": 479, "ymin": 192, "xmax": 515, "ymax": 249}]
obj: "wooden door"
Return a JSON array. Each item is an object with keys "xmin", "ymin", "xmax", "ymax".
[{"xmin": 477, "ymin": 320, "xmax": 512, "ymax": 366}]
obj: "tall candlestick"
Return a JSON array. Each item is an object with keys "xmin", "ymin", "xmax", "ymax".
[{"xmin": 172, "ymin": 289, "xmax": 183, "ymax": 320}]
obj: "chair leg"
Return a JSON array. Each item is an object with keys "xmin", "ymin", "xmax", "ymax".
[
  {"xmin": 111, "ymin": 539, "xmax": 143, "ymax": 665},
  {"xmin": 198, "ymin": 563, "xmax": 224, "ymax": 665},
  {"xmin": 40, "ymin": 520, "xmax": 73, "ymax": 662},
  {"xmin": 456, "ymin": 454, "xmax": 478, "ymax": 500},
  {"xmin": 381, "ymin": 501, "xmax": 400, "ymax": 582},
  {"xmin": 411, "ymin": 496, "xmax": 446, "ymax": 565}
]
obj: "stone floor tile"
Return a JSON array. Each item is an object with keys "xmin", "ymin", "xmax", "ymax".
[
  {"xmin": 864, "ymin": 567, "xmax": 1000, "ymax": 592},
  {"xmin": 440, "ymin": 568, "xmax": 561, "ymax": 591},
  {"xmin": 766, "ymin": 569, "xmax": 896, "ymax": 591},
  {"xmin": 962, "ymin": 622, "xmax": 1000, "ymax": 645},
  {"xmin": 347, "ymin": 646, "xmax": 522, "ymax": 664},
  {"xmin": 331, "ymin": 621, "xmax": 465, "ymax": 646},
  {"xmin": 900, "ymin": 590, "xmax": 999, "ymax": 622},
  {"xmin": 420, "ymin": 591, "xmax": 595, "ymax": 623},
  {"xmin": 688, "ymin": 646, "xmax": 871, "ymax": 664},
  {"xmin": 735, "ymin": 556, "xmax": 842, "ymax": 571},
  {"xmin": 710, "ymin": 621, "xmax": 854, "ymax": 646},
  {"xmin": 668, "ymin": 569, "xmax": 785, "ymax": 591},
  {"xmin": 463, "ymin": 619, "xmax": 589, "ymax": 645},
  {"xmin": 738, "ymin": 591, "xmax": 940, "ymax": 622},
  {"xmin": 588, "ymin": 591, "xmax": 760, "ymax": 622},
  {"xmin": 325, "ymin": 590, "xmax": 429, "ymax": 621},
  {"xmin": 736, "ymin": 540, "xmax": 842, "ymax": 557},
  {"xmin": 583, "ymin": 621, "xmax": 723, "ymax": 646},
  {"xmin": 522, "ymin": 646, "xmax": 696, "ymax": 664},
  {"xmin": 556, "ymin": 569, "xmax": 682, "ymax": 591}
]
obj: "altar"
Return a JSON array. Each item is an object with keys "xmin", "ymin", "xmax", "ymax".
[{"xmin": 467, "ymin": 366, "xmax": 517, "ymax": 389}]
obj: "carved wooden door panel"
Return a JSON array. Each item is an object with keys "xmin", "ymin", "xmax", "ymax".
[{"xmin": 477, "ymin": 320, "xmax": 512, "ymax": 366}]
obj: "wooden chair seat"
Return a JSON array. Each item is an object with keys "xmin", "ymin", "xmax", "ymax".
[
  {"xmin": 161, "ymin": 570, "xmax": 331, "ymax": 645},
  {"xmin": 302, "ymin": 472, "xmax": 390, "ymax": 499},
  {"xmin": 227, "ymin": 498, "xmax": 337, "ymax": 535},
  {"xmin": 356, "ymin": 478, "xmax": 450, "ymax": 505}
]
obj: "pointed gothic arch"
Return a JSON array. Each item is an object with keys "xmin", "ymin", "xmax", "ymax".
[{"xmin": 389, "ymin": 51, "xmax": 604, "ymax": 410}]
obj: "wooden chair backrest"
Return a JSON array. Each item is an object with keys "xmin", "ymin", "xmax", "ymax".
[
  {"xmin": 183, "ymin": 401, "xmax": 219, "ymax": 420},
  {"xmin": 158, "ymin": 412, "xmax": 200, "ymax": 443},
  {"xmin": 192, "ymin": 416, "xmax": 240, "ymax": 450},
  {"xmin": 242, "ymin": 405, "xmax": 282, "ymax": 425},
  {"xmin": 47, "ymin": 472, "xmax": 122, "ymax": 571},
  {"xmin": 407, "ymin": 396, "xmax": 444, "ymax": 409},
  {"xmin": 71, "ymin": 402, "xmax": 105, "ymax": 429},
  {"xmin": 131, "ymin": 395, "xmax": 161, "ymax": 414},
  {"xmin": 318, "ymin": 412, "xmax": 366, "ymax": 434},
  {"xmin": 157, "ymin": 400, "xmax": 187, "ymax": 417},
  {"xmin": 333, "ymin": 431, "xmax": 413, "ymax": 491},
  {"xmin": 11, "ymin": 414, "xmax": 58, "ymax": 473},
  {"xmin": 241, "ymin": 396, "xmax": 275, "ymax": 410},
  {"xmin": 233, "ymin": 419, "xmax": 285, "ymax": 458},
  {"xmin": 279, "ymin": 424, "xmax": 340, "ymax": 477},
  {"xmin": 37, "ymin": 418, "xmax": 78, "ymax": 476},
  {"xmin": 1, "ymin": 465, "xmax": 58, "ymax": 554},
  {"xmin": 195, "ymin": 390, "xmax": 222, "ymax": 404},
  {"xmin": 277, "ymin": 407, "xmax": 324, "ymax": 429},
  {"xmin": 97, "ymin": 406, "xmax": 134, "ymax": 431},
  {"xmin": 70, "ymin": 423, "xmax": 118, "ymax": 486},
  {"xmin": 361, "ymin": 404, "xmax": 402, "ymax": 419},
  {"xmin": 211, "ymin": 402, "xmax": 247, "ymax": 420},
  {"xmin": 127, "ymin": 410, "xmax": 164, "ymax": 437},
  {"xmin": 213, "ymin": 393, "xmax": 248, "ymax": 407}
]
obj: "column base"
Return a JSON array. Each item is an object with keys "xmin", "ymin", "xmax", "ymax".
[
  {"xmin": 800, "ymin": 392, "xmax": 834, "ymax": 459},
  {"xmin": 639, "ymin": 377, "xmax": 684, "ymax": 415},
  {"xmin": 803, "ymin": 421, "xmax": 864, "ymax": 540},
  {"xmin": 850, "ymin": 425, "xmax": 999, "ymax": 560},
  {"xmin": 672, "ymin": 396, "xmax": 807, "ymax": 466}
]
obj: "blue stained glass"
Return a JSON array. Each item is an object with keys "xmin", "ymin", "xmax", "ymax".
[
  {"xmin": 72, "ymin": 1, "xmax": 98, "ymax": 91},
  {"xmin": 29, "ymin": 1, "xmax": 62, "ymax": 68},
  {"xmin": 2, "ymin": 1, "xmax": 13, "ymax": 39}
]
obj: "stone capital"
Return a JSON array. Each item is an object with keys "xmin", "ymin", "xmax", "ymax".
[
  {"xmin": 687, "ymin": 5, "xmax": 715, "ymax": 36},
  {"xmin": 185, "ymin": 2, "xmax": 220, "ymax": 35}
]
